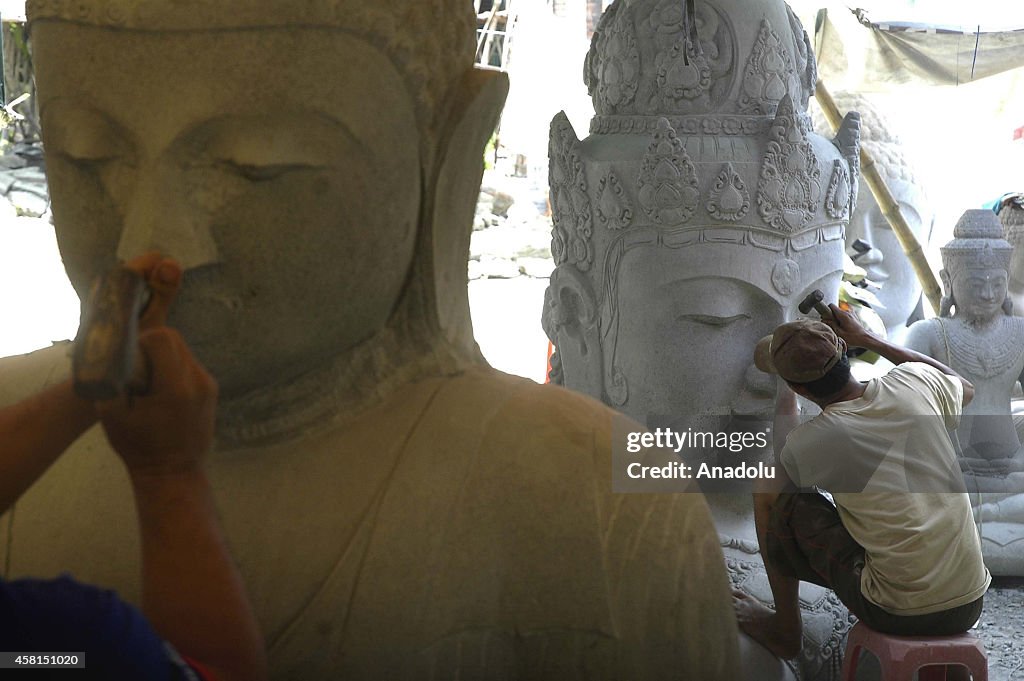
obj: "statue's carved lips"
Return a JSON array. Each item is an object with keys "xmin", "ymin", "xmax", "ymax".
[
  {"xmin": 731, "ymin": 396, "xmax": 773, "ymax": 418},
  {"xmin": 863, "ymin": 266, "xmax": 889, "ymax": 283}
]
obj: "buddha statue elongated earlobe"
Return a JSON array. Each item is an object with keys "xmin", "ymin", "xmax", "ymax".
[
  {"xmin": 542, "ymin": 265, "xmax": 604, "ymax": 396},
  {"xmin": 427, "ymin": 69, "xmax": 509, "ymax": 358},
  {"xmin": 939, "ymin": 269, "xmax": 954, "ymax": 318}
]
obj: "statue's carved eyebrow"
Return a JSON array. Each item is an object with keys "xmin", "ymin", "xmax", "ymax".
[
  {"xmin": 39, "ymin": 97, "xmax": 138, "ymax": 156},
  {"xmin": 175, "ymin": 109, "xmax": 369, "ymax": 166},
  {"xmin": 677, "ymin": 313, "xmax": 751, "ymax": 326}
]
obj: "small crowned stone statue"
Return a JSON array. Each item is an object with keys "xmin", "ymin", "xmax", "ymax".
[
  {"xmin": 542, "ymin": 0, "xmax": 862, "ymax": 679},
  {"xmin": 906, "ymin": 209, "xmax": 1024, "ymax": 477},
  {"xmin": 905, "ymin": 209, "xmax": 1024, "ymax": 576}
]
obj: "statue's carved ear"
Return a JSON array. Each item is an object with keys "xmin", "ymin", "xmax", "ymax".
[
  {"xmin": 427, "ymin": 68, "xmax": 510, "ymax": 358},
  {"xmin": 542, "ymin": 265, "xmax": 604, "ymax": 397},
  {"xmin": 939, "ymin": 268, "xmax": 954, "ymax": 317}
]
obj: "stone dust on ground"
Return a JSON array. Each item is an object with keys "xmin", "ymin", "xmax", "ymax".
[{"xmin": 975, "ymin": 578, "xmax": 1024, "ymax": 681}]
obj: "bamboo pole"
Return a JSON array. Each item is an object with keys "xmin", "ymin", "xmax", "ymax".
[{"xmin": 815, "ymin": 80, "xmax": 943, "ymax": 315}]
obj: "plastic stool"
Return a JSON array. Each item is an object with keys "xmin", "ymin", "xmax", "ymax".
[{"xmin": 840, "ymin": 621, "xmax": 988, "ymax": 681}]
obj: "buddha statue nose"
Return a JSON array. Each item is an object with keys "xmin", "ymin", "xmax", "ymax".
[
  {"xmin": 116, "ymin": 165, "xmax": 221, "ymax": 270},
  {"xmin": 745, "ymin": 362, "xmax": 775, "ymax": 397}
]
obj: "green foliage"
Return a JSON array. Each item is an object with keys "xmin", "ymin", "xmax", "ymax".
[{"xmin": 483, "ymin": 132, "xmax": 496, "ymax": 170}]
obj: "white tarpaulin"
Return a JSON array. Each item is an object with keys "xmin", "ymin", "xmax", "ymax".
[{"xmin": 815, "ymin": 6, "xmax": 1024, "ymax": 90}]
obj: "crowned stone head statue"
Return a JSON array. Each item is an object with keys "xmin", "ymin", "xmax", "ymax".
[
  {"xmin": 542, "ymin": 0, "xmax": 862, "ymax": 428},
  {"xmin": 939, "ymin": 209, "xmax": 1014, "ymax": 321},
  {"xmin": 28, "ymin": 0, "xmax": 509, "ymax": 446}
]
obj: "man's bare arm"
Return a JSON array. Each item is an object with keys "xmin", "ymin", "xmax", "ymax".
[
  {"xmin": 98, "ymin": 258, "xmax": 267, "ymax": 681},
  {"xmin": 826, "ymin": 304, "xmax": 974, "ymax": 407},
  {"xmin": 743, "ymin": 381, "xmax": 802, "ymax": 659},
  {"xmin": 0, "ymin": 380, "xmax": 96, "ymax": 516}
]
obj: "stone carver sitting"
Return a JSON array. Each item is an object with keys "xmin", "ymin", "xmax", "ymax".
[
  {"xmin": 905, "ymin": 209, "xmax": 1024, "ymax": 478},
  {"xmin": 742, "ymin": 307, "xmax": 989, "ymax": 673},
  {"xmin": 0, "ymin": 1, "xmax": 740, "ymax": 678}
]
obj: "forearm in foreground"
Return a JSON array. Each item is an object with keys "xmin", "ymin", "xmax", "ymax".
[{"xmin": 130, "ymin": 469, "xmax": 267, "ymax": 681}]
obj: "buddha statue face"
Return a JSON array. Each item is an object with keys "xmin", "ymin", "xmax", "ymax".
[
  {"xmin": 612, "ymin": 240, "xmax": 843, "ymax": 426},
  {"xmin": 812, "ymin": 91, "xmax": 933, "ymax": 338},
  {"xmin": 848, "ymin": 180, "xmax": 931, "ymax": 334},
  {"xmin": 949, "ymin": 268, "xmax": 1009, "ymax": 323},
  {"xmin": 34, "ymin": 21, "xmax": 426, "ymax": 400},
  {"xmin": 939, "ymin": 209, "xmax": 1014, "ymax": 324}
]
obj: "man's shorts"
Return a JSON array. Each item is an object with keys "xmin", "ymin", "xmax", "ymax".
[{"xmin": 766, "ymin": 491, "xmax": 983, "ymax": 636}]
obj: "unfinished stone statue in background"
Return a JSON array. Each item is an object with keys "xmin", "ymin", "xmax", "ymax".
[
  {"xmin": 1000, "ymin": 197, "xmax": 1024, "ymax": 317},
  {"xmin": 905, "ymin": 209, "xmax": 1024, "ymax": 575},
  {"xmin": 0, "ymin": 1, "xmax": 740, "ymax": 678},
  {"xmin": 812, "ymin": 92, "xmax": 934, "ymax": 343},
  {"xmin": 542, "ymin": 0, "xmax": 861, "ymax": 679}
]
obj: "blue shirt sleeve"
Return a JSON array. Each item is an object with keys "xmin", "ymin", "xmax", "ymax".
[{"xmin": 0, "ymin": 574, "xmax": 199, "ymax": 680}]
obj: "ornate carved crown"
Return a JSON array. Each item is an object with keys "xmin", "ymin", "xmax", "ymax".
[
  {"xmin": 584, "ymin": 0, "xmax": 816, "ymax": 119},
  {"xmin": 941, "ymin": 209, "xmax": 1013, "ymax": 274},
  {"xmin": 548, "ymin": 0, "xmax": 860, "ymax": 275}
]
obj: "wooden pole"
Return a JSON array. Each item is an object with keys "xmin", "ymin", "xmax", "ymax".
[{"xmin": 815, "ymin": 80, "xmax": 943, "ymax": 315}]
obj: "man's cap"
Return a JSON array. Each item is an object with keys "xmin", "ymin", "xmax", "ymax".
[{"xmin": 754, "ymin": 320, "xmax": 847, "ymax": 383}]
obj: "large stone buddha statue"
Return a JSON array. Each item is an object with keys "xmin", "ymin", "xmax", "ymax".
[
  {"xmin": 904, "ymin": 209, "xmax": 1024, "ymax": 575},
  {"xmin": 812, "ymin": 92, "xmax": 934, "ymax": 344},
  {"xmin": 542, "ymin": 1, "xmax": 861, "ymax": 679},
  {"xmin": 0, "ymin": 1, "xmax": 741, "ymax": 678}
]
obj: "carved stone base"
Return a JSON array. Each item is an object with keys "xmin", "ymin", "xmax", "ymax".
[{"xmin": 723, "ymin": 544, "xmax": 856, "ymax": 681}]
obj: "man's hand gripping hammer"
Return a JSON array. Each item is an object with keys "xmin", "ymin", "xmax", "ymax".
[
  {"xmin": 72, "ymin": 267, "xmax": 152, "ymax": 400},
  {"xmin": 798, "ymin": 290, "xmax": 833, "ymax": 320}
]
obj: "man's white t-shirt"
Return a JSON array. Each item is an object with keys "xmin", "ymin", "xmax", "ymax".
[{"xmin": 781, "ymin": 362, "xmax": 991, "ymax": 616}]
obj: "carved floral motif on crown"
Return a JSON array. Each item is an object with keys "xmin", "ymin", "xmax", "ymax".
[
  {"xmin": 637, "ymin": 119, "xmax": 701, "ymax": 226},
  {"xmin": 738, "ymin": 18, "xmax": 795, "ymax": 115},
  {"xmin": 586, "ymin": 1, "xmax": 640, "ymax": 110},
  {"xmin": 756, "ymin": 95, "xmax": 822, "ymax": 233},
  {"xmin": 825, "ymin": 160, "xmax": 852, "ymax": 220},
  {"xmin": 586, "ymin": 0, "xmax": 745, "ymax": 117},
  {"xmin": 596, "ymin": 171, "xmax": 634, "ymax": 230},
  {"xmin": 707, "ymin": 162, "xmax": 750, "ymax": 222},
  {"xmin": 549, "ymin": 113, "xmax": 595, "ymax": 270}
]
